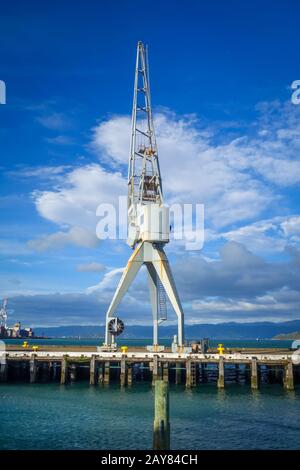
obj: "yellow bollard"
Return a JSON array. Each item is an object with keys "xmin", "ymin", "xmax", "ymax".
[
  {"xmin": 22, "ymin": 341, "xmax": 29, "ymax": 348},
  {"xmin": 120, "ymin": 346, "xmax": 128, "ymax": 354},
  {"xmin": 217, "ymin": 344, "xmax": 225, "ymax": 355},
  {"xmin": 32, "ymin": 345, "xmax": 39, "ymax": 352}
]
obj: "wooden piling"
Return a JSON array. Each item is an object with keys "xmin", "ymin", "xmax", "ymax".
[
  {"xmin": 284, "ymin": 361, "xmax": 294, "ymax": 391},
  {"xmin": 163, "ymin": 362, "xmax": 169, "ymax": 383},
  {"xmin": 60, "ymin": 355, "xmax": 68, "ymax": 385},
  {"xmin": 251, "ymin": 358, "xmax": 259, "ymax": 390},
  {"xmin": 104, "ymin": 361, "xmax": 110, "ymax": 385},
  {"xmin": 29, "ymin": 354, "xmax": 37, "ymax": 384},
  {"xmin": 98, "ymin": 362, "xmax": 104, "ymax": 385},
  {"xmin": 217, "ymin": 357, "xmax": 225, "ymax": 389},
  {"xmin": 127, "ymin": 364, "xmax": 133, "ymax": 386},
  {"xmin": 0, "ymin": 357, "xmax": 8, "ymax": 382},
  {"xmin": 90, "ymin": 355, "xmax": 96, "ymax": 385},
  {"xmin": 186, "ymin": 359, "xmax": 191, "ymax": 388},
  {"xmin": 152, "ymin": 355, "xmax": 159, "ymax": 384},
  {"xmin": 191, "ymin": 362, "xmax": 197, "ymax": 386},
  {"xmin": 52, "ymin": 362, "xmax": 59, "ymax": 381},
  {"xmin": 153, "ymin": 380, "xmax": 170, "ymax": 450},
  {"xmin": 120, "ymin": 357, "xmax": 127, "ymax": 386}
]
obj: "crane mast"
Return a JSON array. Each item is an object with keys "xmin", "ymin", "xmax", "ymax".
[
  {"xmin": 128, "ymin": 41, "xmax": 163, "ymax": 209},
  {"xmin": 104, "ymin": 41, "xmax": 184, "ymax": 351}
]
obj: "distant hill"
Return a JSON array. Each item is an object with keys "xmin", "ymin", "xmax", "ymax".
[
  {"xmin": 273, "ymin": 331, "xmax": 300, "ymax": 340},
  {"xmin": 34, "ymin": 320, "xmax": 300, "ymax": 340}
]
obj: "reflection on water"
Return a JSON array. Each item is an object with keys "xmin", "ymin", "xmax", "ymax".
[{"xmin": 1, "ymin": 382, "xmax": 299, "ymax": 450}]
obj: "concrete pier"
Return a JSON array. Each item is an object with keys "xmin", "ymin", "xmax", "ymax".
[
  {"xmin": 284, "ymin": 361, "xmax": 294, "ymax": 391},
  {"xmin": 2, "ymin": 349, "xmax": 298, "ymax": 389},
  {"xmin": 217, "ymin": 357, "xmax": 225, "ymax": 389},
  {"xmin": 251, "ymin": 358, "xmax": 259, "ymax": 390},
  {"xmin": 153, "ymin": 380, "xmax": 170, "ymax": 450}
]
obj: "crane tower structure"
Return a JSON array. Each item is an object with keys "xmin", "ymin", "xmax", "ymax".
[
  {"xmin": 0, "ymin": 298, "xmax": 8, "ymax": 329},
  {"xmin": 104, "ymin": 41, "xmax": 184, "ymax": 350}
]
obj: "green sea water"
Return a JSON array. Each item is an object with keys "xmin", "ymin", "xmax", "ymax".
[{"xmin": 1, "ymin": 382, "xmax": 299, "ymax": 450}]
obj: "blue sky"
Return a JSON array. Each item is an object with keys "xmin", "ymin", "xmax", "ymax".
[{"xmin": 0, "ymin": 0, "xmax": 300, "ymax": 327}]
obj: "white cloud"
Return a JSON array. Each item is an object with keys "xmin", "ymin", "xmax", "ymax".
[
  {"xmin": 36, "ymin": 112, "xmax": 72, "ymax": 130},
  {"xmin": 76, "ymin": 262, "xmax": 106, "ymax": 273},
  {"xmin": 190, "ymin": 287, "xmax": 300, "ymax": 323},
  {"xmin": 28, "ymin": 226, "xmax": 99, "ymax": 251},
  {"xmin": 91, "ymin": 111, "xmax": 274, "ymax": 229},
  {"xmin": 30, "ymin": 102, "xmax": 300, "ymax": 254},
  {"xmin": 33, "ymin": 164, "xmax": 126, "ymax": 231},
  {"xmin": 45, "ymin": 135, "xmax": 75, "ymax": 145},
  {"xmin": 221, "ymin": 215, "xmax": 300, "ymax": 253},
  {"xmin": 86, "ymin": 267, "xmax": 124, "ymax": 302},
  {"xmin": 0, "ymin": 239, "xmax": 32, "ymax": 256},
  {"xmin": 7, "ymin": 165, "xmax": 70, "ymax": 181},
  {"xmin": 91, "ymin": 116, "xmax": 130, "ymax": 165}
]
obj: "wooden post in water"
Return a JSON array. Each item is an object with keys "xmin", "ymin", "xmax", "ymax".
[
  {"xmin": 217, "ymin": 357, "xmax": 225, "ymax": 389},
  {"xmin": 104, "ymin": 361, "xmax": 110, "ymax": 385},
  {"xmin": 283, "ymin": 361, "xmax": 294, "ymax": 391},
  {"xmin": 60, "ymin": 355, "xmax": 68, "ymax": 385},
  {"xmin": 152, "ymin": 355, "xmax": 159, "ymax": 384},
  {"xmin": 191, "ymin": 362, "xmax": 197, "ymax": 386},
  {"xmin": 30, "ymin": 354, "xmax": 37, "ymax": 384},
  {"xmin": 251, "ymin": 358, "xmax": 259, "ymax": 390},
  {"xmin": 90, "ymin": 355, "xmax": 96, "ymax": 385},
  {"xmin": 0, "ymin": 356, "xmax": 8, "ymax": 382},
  {"xmin": 163, "ymin": 362, "xmax": 169, "ymax": 383},
  {"xmin": 120, "ymin": 357, "xmax": 127, "ymax": 386},
  {"xmin": 52, "ymin": 362, "xmax": 58, "ymax": 381},
  {"xmin": 153, "ymin": 380, "xmax": 170, "ymax": 450},
  {"xmin": 98, "ymin": 362, "xmax": 104, "ymax": 385},
  {"xmin": 186, "ymin": 359, "xmax": 191, "ymax": 388},
  {"xmin": 127, "ymin": 364, "xmax": 133, "ymax": 386}
]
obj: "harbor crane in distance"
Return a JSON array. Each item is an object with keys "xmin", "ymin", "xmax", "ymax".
[
  {"xmin": 103, "ymin": 41, "xmax": 185, "ymax": 352},
  {"xmin": 0, "ymin": 298, "xmax": 8, "ymax": 329}
]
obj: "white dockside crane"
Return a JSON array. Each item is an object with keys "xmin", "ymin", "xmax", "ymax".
[{"xmin": 104, "ymin": 41, "xmax": 184, "ymax": 351}]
